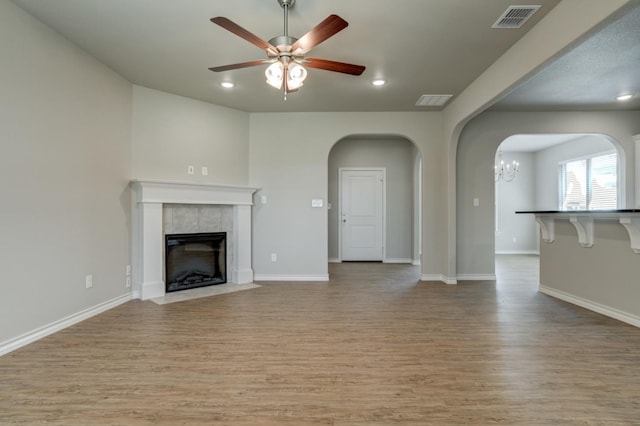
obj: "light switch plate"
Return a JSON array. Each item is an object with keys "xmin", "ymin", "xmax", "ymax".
[{"xmin": 312, "ymin": 199, "xmax": 323, "ymax": 208}]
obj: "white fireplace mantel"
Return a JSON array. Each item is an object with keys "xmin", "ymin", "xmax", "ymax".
[{"xmin": 130, "ymin": 179, "xmax": 258, "ymax": 300}]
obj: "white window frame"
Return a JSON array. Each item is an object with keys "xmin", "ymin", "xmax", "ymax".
[{"xmin": 558, "ymin": 150, "xmax": 618, "ymax": 211}]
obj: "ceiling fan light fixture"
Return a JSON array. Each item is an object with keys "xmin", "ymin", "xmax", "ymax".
[
  {"xmin": 265, "ymin": 62, "xmax": 284, "ymax": 89},
  {"xmin": 286, "ymin": 63, "xmax": 307, "ymax": 90}
]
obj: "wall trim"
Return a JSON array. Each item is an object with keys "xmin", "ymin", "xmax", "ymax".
[
  {"xmin": 421, "ymin": 274, "xmax": 457, "ymax": 285},
  {"xmin": 539, "ymin": 285, "xmax": 640, "ymax": 328},
  {"xmin": 254, "ymin": 274, "xmax": 330, "ymax": 282},
  {"xmin": 0, "ymin": 293, "xmax": 132, "ymax": 356},
  {"xmin": 457, "ymin": 274, "xmax": 497, "ymax": 281},
  {"xmin": 495, "ymin": 250, "xmax": 540, "ymax": 255},
  {"xmin": 383, "ymin": 258, "xmax": 414, "ymax": 264},
  {"xmin": 328, "ymin": 258, "xmax": 341, "ymax": 263}
]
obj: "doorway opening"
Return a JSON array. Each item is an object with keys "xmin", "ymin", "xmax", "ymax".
[
  {"xmin": 328, "ymin": 135, "xmax": 422, "ymax": 265},
  {"xmin": 494, "ymin": 133, "xmax": 623, "ymax": 278}
]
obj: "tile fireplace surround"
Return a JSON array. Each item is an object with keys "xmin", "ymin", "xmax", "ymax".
[{"xmin": 131, "ymin": 179, "xmax": 258, "ymax": 300}]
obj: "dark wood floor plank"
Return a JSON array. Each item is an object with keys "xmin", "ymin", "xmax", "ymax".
[{"xmin": 1, "ymin": 256, "xmax": 640, "ymax": 424}]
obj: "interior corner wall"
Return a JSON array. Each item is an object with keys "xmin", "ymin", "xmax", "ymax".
[
  {"xmin": 457, "ymin": 110, "xmax": 640, "ymax": 277},
  {"xmin": 249, "ymin": 112, "xmax": 444, "ymax": 280},
  {"xmin": 0, "ymin": 1, "xmax": 132, "ymax": 345},
  {"xmin": 131, "ymin": 86, "xmax": 250, "ymax": 185},
  {"xmin": 327, "ymin": 137, "xmax": 415, "ymax": 263}
]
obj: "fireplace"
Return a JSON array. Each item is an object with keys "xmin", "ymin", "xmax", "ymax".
[
  {"xmin": 131, "ymin": 180, "xmax": 257, "ymax": 300},
  {"xmin": 165, "ymin": 232, "xmax": 227, "ymax": 292}
]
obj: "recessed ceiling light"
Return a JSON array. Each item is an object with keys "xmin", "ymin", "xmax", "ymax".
[
  {"xmin": 371, "ymin": 79, "xmax": 386, "ymax": 86},
  {"xmin": 220, "ymin": 82, "xmax": 235, "ymax": 89},
  {"xmin": 616, "ymin": 94, "xmax": 633, "ymax": 101}
]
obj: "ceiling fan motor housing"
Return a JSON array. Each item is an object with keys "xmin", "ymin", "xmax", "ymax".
[
  {"xmin": 278, "ymin": 0, "xmax": 295, "ymax": 8},
  {"xmin": 268, "ymin": 35, "xmax": 298, "ymax": 53}
]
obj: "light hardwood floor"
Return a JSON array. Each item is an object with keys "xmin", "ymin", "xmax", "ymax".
[{"xmin": 2, "ymin": 255, "xmax": 640, "ymax": 425}]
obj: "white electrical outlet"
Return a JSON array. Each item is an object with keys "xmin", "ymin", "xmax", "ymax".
[
  {"xmin": 187, "ymin": 165, "xmax": 195, "ymax": 175},
  {"xmin": 271, "ymin": 253, "xmax": 277, "ymax": 262},
  {"xmin": 261, "ymin": 195, "xmax": 267, "ymax": 204},
  {"xmin": 85, "ymin": 274, "xmax": 93, "ymax": 288},
  {"xmin": 473, "ymin": 198, "xmax": 480, "ymax": 207},
  {"xmin": 201, "ymin": 166, "xmax": 208, "ymax": 176},
  {"xmin": 126, "ymin": 265, "xmax": 131, "ymax": 276},
  {"xmin": 126, "ymin": 277, "xmax": 131, "ymax": 288}
]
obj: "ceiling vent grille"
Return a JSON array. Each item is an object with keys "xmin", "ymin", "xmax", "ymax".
[
  {"xmin": 415, "ymin": 94, "xmax": 453, "ymax": 107},
  {"xmin": 492, "ymin": 5, "xmax": 541, "ymax": 29}
]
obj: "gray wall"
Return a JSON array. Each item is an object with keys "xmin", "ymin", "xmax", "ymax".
[
  {"xmin": 540, "ymin": 220, "xmax": 640, "ymax": 321},
  {"xmin": 249, "ymin": 112, "xmax": 445, "ymax": 280},
  {"xmin": 495, "ymin": 152, "xmax": 538, "ymax": 253},
  {"xmin": 457, "ymin": 111, "xmax": 640, "ymax": 277},
  {"xmin": 0, "ymin": 1, "xmax": 132, "ymax": 344},
  {"xmin": 327, "ymin": 137, "xmax": 417, "ymax": 263},
  {"xmin": 132, "ymin": 86, "xmax": 249, "ymax": 185}
]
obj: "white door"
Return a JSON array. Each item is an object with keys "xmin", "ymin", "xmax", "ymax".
[{"xmin": 340, "ymin": 169, "xmax": 385, "ymax": 261}]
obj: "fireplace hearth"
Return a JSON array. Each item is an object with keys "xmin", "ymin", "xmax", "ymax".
[{"xmin": 165, "ymin": 232, "xmax": 226, "ymax": 292}]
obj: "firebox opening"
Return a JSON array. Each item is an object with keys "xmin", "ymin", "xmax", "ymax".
[{"xmin": 165, "ymin": 232, "xmax": 227, "ymax": 293}]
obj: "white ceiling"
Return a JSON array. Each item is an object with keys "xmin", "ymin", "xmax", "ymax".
[{"xmin": 12, "ymin": 0, "xmax": 564, "ymax": 113}]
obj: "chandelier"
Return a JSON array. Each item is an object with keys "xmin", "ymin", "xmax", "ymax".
[{"xmin": 494, "ymin": 150, "xmax": 520, "ymax": 182}]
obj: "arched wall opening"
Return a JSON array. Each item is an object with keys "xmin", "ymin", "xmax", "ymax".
[
  {"xmin": 455, "ymin": 110, "xmax": 637, "ymax": 279},
  {"xmin": 327, "ymin": 134, "xmax": 422, "ymax": 265},
  {"xmin": 494, "ymin": 134, "xmax": 624, "ymax": 258}
]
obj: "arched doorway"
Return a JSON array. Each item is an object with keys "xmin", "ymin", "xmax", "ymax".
[
  {"xmin": 494, "ymin": 133, "xmax": 623, "ymax": 281},
  {"xmin": 327, "ymin": 135, "xmax": 422, "ymax": 265}
]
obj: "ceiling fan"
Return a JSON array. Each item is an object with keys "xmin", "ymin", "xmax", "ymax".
[{"xmin": 209, "ymin": 0, "xmax": 366, "ymax": 97}]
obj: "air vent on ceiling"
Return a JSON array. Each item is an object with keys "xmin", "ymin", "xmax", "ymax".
[
  {"xmin": 492, "ymin": 5, "xmax": 541, "ymax": 29},
  {"xmin": 415, "ymin": 94, "xmax": 453, "ymax": 107}
]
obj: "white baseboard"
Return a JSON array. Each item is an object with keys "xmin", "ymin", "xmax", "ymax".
[
  {"xmin": 383, "ymin": 258, "xmax": 413, "ymax": 264},
  {"xmin": 539, "ymin": 285, "xmax": 640, "ymax": 328},
  {"xmin": 421, "ymin": 274, "xmax": 457, "ymax": 285},
  {"xmin": 254, "ymin": 274, "xmax": 330, "ymax": 282},
  {"xmin": 495, "ymin": 250, "xmax": 540, "ymax": 255},
  {"xmin": 0, "ymin": 293, "xmax": 132, "ymax": 356},
  {"xmin": 412, "ymin": 259, "xmax": 421, "ymax": 266},
  {"xmin": 328, "ymin": 258, "xmax": 341, "ymax": 263},
  {"xmin": 457, "ymin": 274, "xmax": 497, "ymax": 281}
]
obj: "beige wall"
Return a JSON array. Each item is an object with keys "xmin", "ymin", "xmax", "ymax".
[
  {"xmin": 249, "ymin": 112, "xmax": 444, "ymax": 280},
  {"xmin": 540, "ymin": 220, "xmax": 640, "ymax": 322},
  {"xmin": 132, "ymin": 86, "xmax": 249, "ymax": 186},
  {"xmin": 0, "ymin": 1, "xmax": 132, "ymax": 344}
]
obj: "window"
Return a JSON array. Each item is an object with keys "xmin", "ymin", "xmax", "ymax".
[{"xmin": 559, "ymin": 151, "xmax": 617, "ymax": 210}]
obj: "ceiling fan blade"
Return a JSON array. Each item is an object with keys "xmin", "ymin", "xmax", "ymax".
[
  {"xmin": 209, "ymin": 59, "xmax": 270, "ymax": 72},
  {"xmin": 211, "ymin": 17, "xmax": 278, "ymax": 55},
  {"xmin": 291, "ymin": 15, "xmax": 349, "ymax": 55},
  {"xmin": 304, "ymin": 58, "xmax": 366, "ymax": 76}
]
